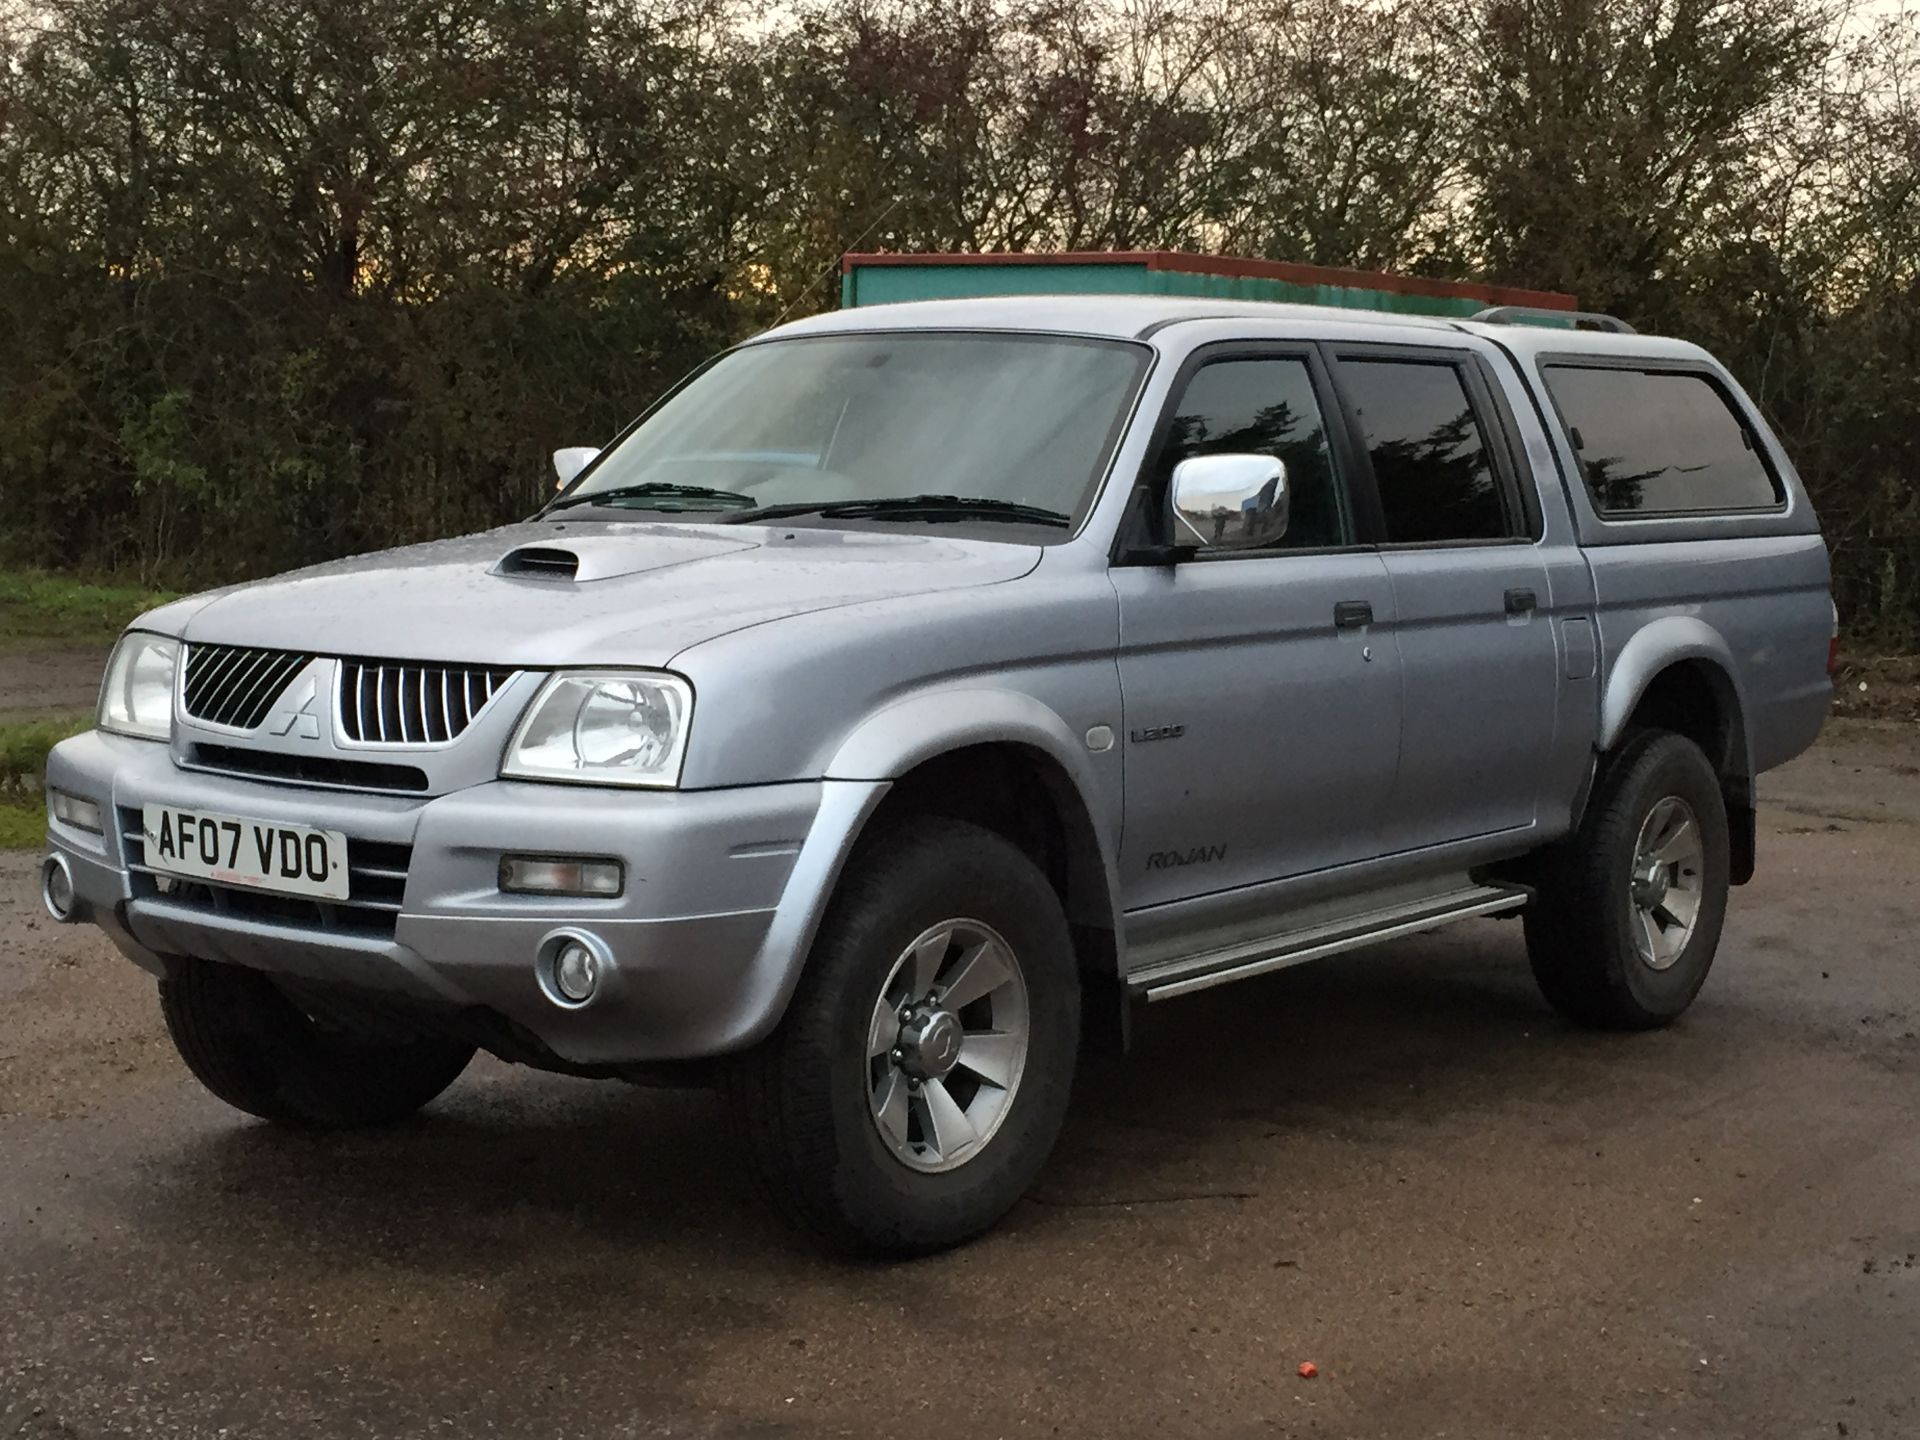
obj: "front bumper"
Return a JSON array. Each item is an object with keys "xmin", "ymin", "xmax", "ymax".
[{"xmin": 43, "ymin": 731, "xmax": 885, "ymax": 1065}]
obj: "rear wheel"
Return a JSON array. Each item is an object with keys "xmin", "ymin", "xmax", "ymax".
[
  {"xmin": 1525, "ymin": 731, "xmax": 1731, "ymax": 1029},
  {"xmin": 160, "ymin": 957, "xmax": 473, "ymax": 1127},
  {"xmin": 724, "ymin": 819, "xmax": 1080, "ymax": 1255}
]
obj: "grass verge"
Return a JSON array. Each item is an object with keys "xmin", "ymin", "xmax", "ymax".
[
  {"xmin": 0, "ymin": 712, "xmax": 93, "ymax": 851},
  {"xmin": 0, "ymin": 802, "xmax": 45, "ymax": 851},
  {"xmin": 0, "ymin": 569, "xmax": 179, "ymax": 649}
]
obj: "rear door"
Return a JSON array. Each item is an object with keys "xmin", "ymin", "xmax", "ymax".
[
  {"xmin": 1112, "ymin": 346, "xmax": 1401, "ymax": 908},
  {"xmin": 1327, "ymin": 345, "xmax": 1562, "ymax": 851}
]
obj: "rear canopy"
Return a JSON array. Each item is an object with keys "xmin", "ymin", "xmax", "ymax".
[{"xmin": 840, "ymin": 250, "xmax": 1577, "ymax": 321}]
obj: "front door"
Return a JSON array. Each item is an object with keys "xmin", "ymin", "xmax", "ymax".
[{"xmin": 1113, "ymin": 349, "xmax": 1403, "ymax": 910}]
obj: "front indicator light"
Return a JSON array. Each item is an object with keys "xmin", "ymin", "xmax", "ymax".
[
  {"xmin": 499, "ymin": 855, "xmax": 624, "ymax": 898},
  {"xmin": 48, "ymin": 789, "xmax": 103, "ymax": 834}
]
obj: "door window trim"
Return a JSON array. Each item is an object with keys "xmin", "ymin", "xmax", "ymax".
[
  {"xmin": 1110, "ymin": 341, "xmax": 1372, "ymax": 566},
  {"xmin": 1324, "ymin": 342, "xmax": 1542, "ymax": 549}
]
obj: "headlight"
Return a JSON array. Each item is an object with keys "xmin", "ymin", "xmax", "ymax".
[
  {"xmin": 501, "ymin": 671, "xmax": 692, "ymax": 788},
  {"xmin": 98, "ymin": 632, "xmax": 179, "ymax": 741}
]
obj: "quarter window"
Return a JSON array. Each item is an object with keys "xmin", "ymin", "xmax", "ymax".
[
  {"xmin": 1543, "ymin": 365, "xmax": 1782, "ymax": 515},
  {"xmin": 1339, "ymin": 359, "xmax": 1511, "ymax": 544},
  {"xmin": 1161, "ymin": 358, "xmax": 1347, "ymax": 549}
]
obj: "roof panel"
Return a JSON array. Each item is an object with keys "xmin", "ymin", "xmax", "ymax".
[
  {"xmin": 758, "ymin": 295, "xmax": 1690, "ymax": 359},
  {"xmin": 763, "ymin": 295, "xmax": 1471, "ymax": 342}
]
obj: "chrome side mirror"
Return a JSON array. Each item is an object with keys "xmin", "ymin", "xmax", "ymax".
[
  {"xmin": 552, "ymin": 446, "xmax": 600, "ymax": 491},
  {"xmin": 1169, "ymin": 454, "xmax": 1290, "ymax": 551}
]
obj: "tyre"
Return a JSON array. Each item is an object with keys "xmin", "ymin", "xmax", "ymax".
[
  {"xmin": 724, "ymin": 818, "xmax": 1081, "ymax": 1255},
  {"xmin": 1525, "ymin": 730, "xmax": 1731, "ymax": 1029},
  {"xmin": 159, "ymin": 957, "xmax": 473, "ymax": 1127}
]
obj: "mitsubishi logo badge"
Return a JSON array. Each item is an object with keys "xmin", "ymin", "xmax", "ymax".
[{"xmin": 265, "ymin": 674, "xmax": 322, "ymax": 740}]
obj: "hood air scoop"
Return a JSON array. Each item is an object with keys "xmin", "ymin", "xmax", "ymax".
[
  {"xmin": 495, "ymin": 545, "xmax": 580, "ymax": 581},
  {"xmin": 492, "ymin": 530, "xmax": 759, "ymax": 583}
]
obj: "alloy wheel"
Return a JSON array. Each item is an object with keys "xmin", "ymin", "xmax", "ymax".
[
  {"xmin": 865, "ymin": 919, "xmax": 1031, "ymax": 1173},
  {"xmin": 1628, "ymin": 796, "xmax": 1706, "ymax": 970}
]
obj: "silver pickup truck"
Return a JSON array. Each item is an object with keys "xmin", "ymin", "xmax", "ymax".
[{"xmin": 41, "ymin": 296, "xmax": 1834, "ymax": 1253}]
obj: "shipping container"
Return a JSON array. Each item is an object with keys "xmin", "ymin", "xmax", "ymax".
[{"xmin": 840, "ymin": 249, "xmax": 1578, "ymax": 321}]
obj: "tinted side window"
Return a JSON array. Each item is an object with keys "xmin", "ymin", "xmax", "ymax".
[
  {"xmin": 1340, "ymin": 359, "xmax": 1510, "ymax": 543},
  {"xmin": 1543, "ymin": 365, "xmax": 1782, "ymax": 515},
  {"xmin": 1162, "ymin": 358, "xmax": 1347, "ymax": 549}
]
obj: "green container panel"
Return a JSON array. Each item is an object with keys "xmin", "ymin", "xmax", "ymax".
[
  {"xmin": 841, "ymin": 261, "xmax": 1160, "ymax": 307},
  {"xmin": 840, "ymin": 254, "xmax": 1573, "ymax": 321}
]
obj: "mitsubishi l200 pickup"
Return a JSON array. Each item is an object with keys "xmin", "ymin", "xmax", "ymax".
[{"xmin": 42, "ymin": 296, "xmax": 1835, "ymax": 1253}]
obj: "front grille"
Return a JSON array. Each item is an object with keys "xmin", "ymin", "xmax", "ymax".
[
  {"xmin": 338, "ymin": 661, "xmax": 515, "ymax": 745},
  {"xmin": 120, "ymin": 808, "xmax": 410, "ymax": 938},
  {"xmin": 182, "ymin": 645, "xmax": 316, "ymax": 731},
  {"xmin": 188, "ymin": 743, "xmax": 430, "ymax": 794}
]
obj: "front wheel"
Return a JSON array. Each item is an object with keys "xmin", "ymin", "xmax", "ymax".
[
  {"xmin": 1525, "ymin": 731, "xmax": 1731, "ymax": 1029},
  {"xmin": 724, "ymin": 819, "xmax": 1081, "ymax": 1255}
]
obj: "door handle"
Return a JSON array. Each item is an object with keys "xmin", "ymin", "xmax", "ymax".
[
  {"xmin": 1504, "ymin": 588, "xmax": 1537, "ymax": 617},
  {"xmin": 1334, "ymin": 600, "xmax": 1374, "ymax": 630}
]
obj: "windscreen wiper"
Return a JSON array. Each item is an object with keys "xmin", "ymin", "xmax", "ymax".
[
  {"xmin": 716, "ymin": 494, "xmax": 1070, "ymax": 527},
  {"xmin": 548, "ymin": 482, "xmax": 759, "ymax": 513}
]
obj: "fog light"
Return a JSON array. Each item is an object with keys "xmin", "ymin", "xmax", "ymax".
[
  {"xmin": 499, "ymin": 854, "xmax": 624, "ymax": 897},
  {"xmin": 537, "ymin": 929, "xmax": 613, "ymax": 1010},
  {"xmin": 42, "ymin": 854, "xmax": 76, "ymax": 922},
  {"xmin": 48, "ymin": 789, "xmax": 102, "ymax": 834},
  {"xmin": 554, "ymin": 941, "xmax": 599, "ymax": 1002}
]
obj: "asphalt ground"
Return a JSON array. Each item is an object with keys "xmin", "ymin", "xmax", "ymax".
[{"xmin": 2, "ymin": 720, "xmax": 1916, "ymax": 1438}]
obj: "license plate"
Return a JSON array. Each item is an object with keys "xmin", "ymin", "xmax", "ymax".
[{"xmin": 141, "ymin": 805, "xmax": 350, "ymax": 901}]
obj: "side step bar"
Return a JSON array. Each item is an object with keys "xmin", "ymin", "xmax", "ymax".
[{"xmin": 1129, "ymin": 882, "xmax": 1531, "ymax": 1004}]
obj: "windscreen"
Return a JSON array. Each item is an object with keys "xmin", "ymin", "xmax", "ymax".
[{"xmin": 564, "ymin": 332, "xmax": 1150, "ymax": 528}]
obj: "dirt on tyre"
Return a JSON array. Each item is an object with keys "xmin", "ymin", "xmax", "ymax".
[
  {"xmin": 1525, "ymin": 730, "xmax": 1731, "ymax": 1029},
  {"xmin": 160, "ymin": 957, "xmax": 474, "ymax": 1127},
  {"xmin": 723, "ymin": 818, "xmax": 1081, "ymax": 1256}
]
